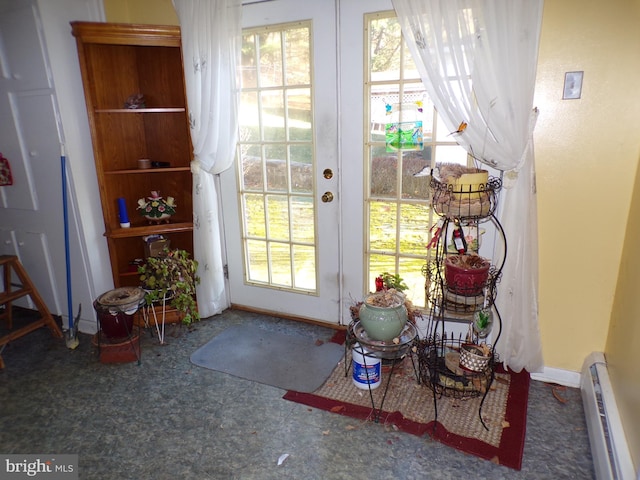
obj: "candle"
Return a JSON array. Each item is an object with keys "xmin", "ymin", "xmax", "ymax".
[
  {"xmin": 117, "ymin": 197, "xmax": 130, "ymax": 228},
  {"xmin": 137, "ymin": 158, "xmax": 151, "ymax": 169}
]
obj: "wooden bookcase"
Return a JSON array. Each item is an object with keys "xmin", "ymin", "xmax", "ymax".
[{"xmin": 71, "ymin": 22, "xmax": 193, "ymax": 288}]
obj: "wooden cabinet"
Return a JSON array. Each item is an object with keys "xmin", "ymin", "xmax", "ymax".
[{"xmin": 71, "ymin": 22, "xmax": 193, "ymax": 288}]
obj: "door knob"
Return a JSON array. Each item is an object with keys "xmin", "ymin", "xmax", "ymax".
[
  {"xmin": 323, "ymin": 168, "xmax": 333, "ymax": 179},
  {"xmin": 321, "ymin": 191, "xmax": 334, "ymax": 203}
]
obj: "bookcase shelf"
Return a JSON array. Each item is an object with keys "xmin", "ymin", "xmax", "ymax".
[{"xmin": 72, "ymin": 22, "xmax": 193, "ymax": 288}]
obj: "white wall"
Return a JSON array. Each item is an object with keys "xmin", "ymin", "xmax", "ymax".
[{"xmin": 38, "ymin": 0, "xmax": 113, "ymax": 334}]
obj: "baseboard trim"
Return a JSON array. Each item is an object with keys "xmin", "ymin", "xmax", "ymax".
[
  {"xmin": 530, "ymin": 366, "xmax": 581, "ymax": 388},
  {"xmin": 78, "ymin": 317, "xmax": 97, "ymax": 335}
]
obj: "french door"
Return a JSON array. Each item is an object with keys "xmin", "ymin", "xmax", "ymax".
[
  {"xmin": 220, "ymin": 0, "xmax": 345, "ymax": 324},
  {"xmin": 220, "ymin": 0, "xmax": 465, "ymax": 325}
]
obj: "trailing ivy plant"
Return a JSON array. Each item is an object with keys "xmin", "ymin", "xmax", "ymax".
[{"xmin": 138, "ymin": 248, "xmax": 200, "ymax": 326}]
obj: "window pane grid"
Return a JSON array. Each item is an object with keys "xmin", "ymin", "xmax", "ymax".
[
  {"xmin": 365, "ymin": 13, "xmax": 467, "ymax": 308},
  {"xmin": 238, "ymin": 22, "xmax": 317, "ymax": 294}
]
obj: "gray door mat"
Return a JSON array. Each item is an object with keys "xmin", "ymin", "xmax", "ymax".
[{"xmin": 190, "ymin": 324, "xmax": 344, "ymax": 393}]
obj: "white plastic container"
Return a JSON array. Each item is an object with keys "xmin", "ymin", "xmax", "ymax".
[{"xmin": 352, "ymin": 343, "xmax": 381, "ymax": 390}]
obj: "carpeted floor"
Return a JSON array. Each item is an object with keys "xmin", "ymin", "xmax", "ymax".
[{"xmin": 0, "ymin": 308, "xmax": 595, "ymax": 479}]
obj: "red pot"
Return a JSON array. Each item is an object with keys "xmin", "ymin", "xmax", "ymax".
[
  {"xmin": 444, "ymin": 255, "xmax": 490, "ymax": 296},
  {"xmin": 93, "ymin": 287, "xmax": 145, "ymax": 340}
]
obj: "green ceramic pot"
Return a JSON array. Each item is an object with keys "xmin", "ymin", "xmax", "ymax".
[{"xmin": 359, "ymin": 296, "xmax": 408, "ymax": 341}]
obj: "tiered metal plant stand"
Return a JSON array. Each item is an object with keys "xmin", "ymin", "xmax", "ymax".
[{"xmin": 419, "ymin": 172, "xmax": 506, "ymax": 430}]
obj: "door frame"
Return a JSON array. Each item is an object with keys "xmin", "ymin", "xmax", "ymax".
[
  {"xmin": 220, "ymin": 0, "xmax": 396, "ymax": 325},
  {"xmin": 220, "ymin": 0, "xmax": 343, "ymax": 324}
]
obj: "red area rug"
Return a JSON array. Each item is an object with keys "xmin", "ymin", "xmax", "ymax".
[{"xmin": 284, "ymin": 352, "xmax": 530, "ymax": 470}]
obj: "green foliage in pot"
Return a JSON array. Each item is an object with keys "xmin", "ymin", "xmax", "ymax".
[
  {"xmin": 349, "ymin": 271, "xmax": 420, "ymax": 325},
  {"xmin": 473, "ymin": 309, "xmax": 493, "ymax": 338},
  {"xmin": 138, "ymin": 248, "xmax": 200, "ymax": 325},
  {"xmin": 378, "ymin": 272, "xmax": 409, "ymax": 292},
  {"xmin": 475, "ymin": 310, "xmax": 490, "ymax": 330}
]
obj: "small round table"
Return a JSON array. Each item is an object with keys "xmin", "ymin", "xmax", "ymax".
[{"xmin": 345, "ymin": 320, "xmax": 419, "ymax": 422}]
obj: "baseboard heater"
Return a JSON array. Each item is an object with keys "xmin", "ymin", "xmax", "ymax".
[{"xmin": 581, "ymin": 352, "xmax": 636, "ymax": 480}]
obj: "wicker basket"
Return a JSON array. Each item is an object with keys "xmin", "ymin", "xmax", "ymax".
[
  {"xmin": 459, "ymin": 343, "xmax": 491, "ymax": 372},
  {"xmin": 430, "ymin": 174, "xmax": 501, "ymax": 219}
]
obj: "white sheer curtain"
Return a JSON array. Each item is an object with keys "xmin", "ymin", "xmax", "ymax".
[
  {"xmin": 172, "ymin": 0, "xmax": 242, "ymax": 318},
  {"xmin": 392, "ymin": 0, "xmax": 544, "ymax": 372}
]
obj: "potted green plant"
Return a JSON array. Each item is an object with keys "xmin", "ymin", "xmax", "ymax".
[
  {"xmin": 473, "ymin": 309, "xmax": 493, "ymax": 338},
  {"xmin": 138, "ymin": 247, "xmax": 200, "ymax": 328},
  {"xmin": 350, "ymin": 272, "xmax": 420, "ymax": 341},
  {"xmin": 376, "ymin": 272, "xmax": 408, "ymax": 293}
]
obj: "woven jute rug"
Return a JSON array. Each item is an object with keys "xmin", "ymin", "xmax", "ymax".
[{"xmin": 284, "ymin": 353, "xmax": 530, "ymax": 470}]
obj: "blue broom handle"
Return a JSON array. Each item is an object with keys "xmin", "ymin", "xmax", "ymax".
[{"xmin": 61, "ymin": 147, "xmax": 73, "ymax": 332}]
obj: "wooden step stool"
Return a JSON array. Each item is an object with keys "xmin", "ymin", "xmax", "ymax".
[{"xmin": 0, "ymin": 255, "xmax": 63, "ymax": 368}]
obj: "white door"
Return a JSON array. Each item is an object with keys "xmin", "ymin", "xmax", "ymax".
[
  {"xmin": 220, "ymin": 0, "xmax": 343, "ymax": 325},
  {"xmin": 220, "ymin": 0, "xmax": 466, "ymax": 325},
  {"xmin": 0, "ymin": 2, "xmax": 68, "ymax": 315}
]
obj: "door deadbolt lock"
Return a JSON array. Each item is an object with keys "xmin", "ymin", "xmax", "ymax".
[
  {"xmin": 321, "ymin": 191, "xmax": 334, "ymax": 203},
  {"xmin": 323, "ymin": 168, "xmax": 333, "ymax": 180}
]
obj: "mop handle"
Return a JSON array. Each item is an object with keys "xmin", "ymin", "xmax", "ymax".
[{"xmin": 61, "ymin": 145, "xmax": 73, "ymax": 333}]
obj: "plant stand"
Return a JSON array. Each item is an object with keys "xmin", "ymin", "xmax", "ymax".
[
  {"xmin": 344, "ymin": 320, "xmax": 419, "ymax": 422},
  {"xmin": 420, "ymin": 173, "xmax": 506, "ymax": 431},
  {"xmin": 139, "ymin": 298, "xmax": 182, "ymax": 345},
  {"xmin": 92, "ymin": 331, "xmax": 141, "ymax": 364}
]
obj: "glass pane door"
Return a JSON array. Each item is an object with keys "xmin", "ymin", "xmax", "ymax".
[
  {"xmin": 220, "ymin": 0, "xmax": 341, "ymax": 323},
  {"xmin": 238, "ymin": 23, "xmax": 317, "ymax": 292},
  {"xmin": 364, "ymin": 12, "xmax": 468, "ymax": 308},
  {"xmin": 220, "ymin": 1, "xmax": 469, "ymax": 324}
]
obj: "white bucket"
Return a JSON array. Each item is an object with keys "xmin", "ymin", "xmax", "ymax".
[{"xmin": 352, "ymin": 343, "xmax": 381, "ymax": 390}]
